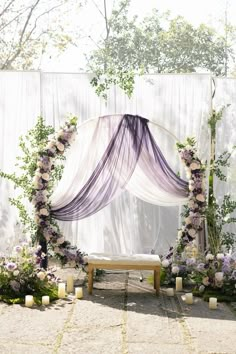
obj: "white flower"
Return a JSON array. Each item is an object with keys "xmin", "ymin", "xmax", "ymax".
[
  {"xmin": 188, "ymin": 200, "xmax": 195, "ymax": 208},
  {"xmin": 196, "ymin": 194, "xmax": 205, "ymax": 202},
  {"xmin": 202, "ymin": 277, "xmax": 210, "ymax": 286},
  {"xmin": 37, "ymin": 271, "xmax": 46, "ymax": 281},
  {"xmin": 13, "ymin": 270, "xmax": 20, "ymax": 276},
  {"xmin": 215, "ymin": 272, "xmax": 224, "ymax": 282},
  {"xmin": 172, "ymin": 266, "xmax": 179, "ymax": 274},
  {"xmin": 185, "ymin": 217, "xmax": 192, "ymax": 225},
  {"xmin": 41, "ymin": 173, "xmax": 50, "ymax": 181},
  {"xmin": 56, "ymin": 142, "xmax": 65, "ymax": 152},
  {"xmin": 57, "ymin": 129, "xmax": 64, "ymax": 138},
  {"xmin": 190, "ymin": 162, "xmax": 200, "ymax": 170},
  {"xmin": 34, "ymin": 215, "xmax": 40, "ymax": 224},
  {"xmin": 162, "ymin": 259, "xmax": 170, "ymax": 268},
  {"xmin": 46, "ymin": 140, "xmax": 56, "ymax": 149},
  {"xmin": 57, "ymin": 237, "xmax": 65, "ymax": 245},
  {"xmin": 177, "ymin": 230, "xmax": 183, "ymax": 239},
  {"xmin": 206, "ymin": 253, "xmax": 214, "ymax": 261},
  {"xmin": 186, "ymin": 172, "xmax": 192, "ymax": 179},
  {"xmin": 189, "ymin": 180, "xmax": 194, "ymax": 185},
  {"xmin": 216, "ymin": 253, "xmax": 224, "ymax": 260},
  {"xmin": 188, "ymin": 228, "xmax": 196, "ymax": 237},
  {"xmin": 37, "ymin": 161, "xmax": 43, "ymax": 167},
  {"xmin": 189, "ymin": 185, "xmax": 194, "ymax": 191},
  {"xmin": 39, "ymin": 208, "xmax": 49, "ymax": 216}
]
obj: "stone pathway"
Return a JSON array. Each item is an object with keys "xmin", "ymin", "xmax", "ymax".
[{"xmin": 0, "ymin": 269, "xmax": 235, "ymax": 354}]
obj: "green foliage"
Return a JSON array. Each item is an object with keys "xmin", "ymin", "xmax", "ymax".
[
  {"xmin": 207, "ymin": 108, "xmax": 236, "ymax": 253},
  {"xmin": 88, "ymin": 1, "xmax": 235, "ymax": 98}
]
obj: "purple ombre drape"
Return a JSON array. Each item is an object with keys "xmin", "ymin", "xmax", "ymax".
[{"xmin": 51, "ymin": 114, "xmax": 188, "ymax": 221}]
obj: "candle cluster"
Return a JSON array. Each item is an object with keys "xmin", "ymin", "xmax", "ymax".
[{"xmin": 58, "ymin": 275, "xmax": 83, "ymax": 299}]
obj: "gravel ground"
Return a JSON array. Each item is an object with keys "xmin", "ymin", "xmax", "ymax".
[{"xmin": 0, "ymin": 268, "xmax": 235, "ymax": 354}]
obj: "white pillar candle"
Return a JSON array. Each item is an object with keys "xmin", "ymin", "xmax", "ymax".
[
  {"xmin": 66, "ymin": 275, "xmax": 74, "ymax": 293},
  {"xmin": 42, "ymin": 295, "xmax": 50, "ymax": 305},
  {"xmin": 166, "ymin": 288, "xmax": 174, "ymax": 296},
  {"xmin": 75, "ymin": 287, "xmax": 83, "ymax": 299},
  {"xmin": 58, "ymin": 283, "xmax": 66, "ymax": 298},
  {"xmin": 25, "ymin": 295, "xmax": 34, "ymax": 307},
  {"xmin": 209, "ymin": 297, "xmax": 217, "ymax": 309},
  {"xmin": 185, "ymin": 293, "xmax": 193, "ymax": 304},
  {"xmin": 175, "ymin": 277, "xmax": 183, "ymax": 291}
]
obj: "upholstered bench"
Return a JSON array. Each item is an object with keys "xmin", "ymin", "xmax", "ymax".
[{"xmin": 87, "ymin": 253, "xmax": 161, "ymax": 295}]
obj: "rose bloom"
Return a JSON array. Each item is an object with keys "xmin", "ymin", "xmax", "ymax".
[
  {"xmin": 185, "ymin": 216, "xmax": 192, "ymax": 225},
  {"xmin": 39, "ymin": 208, "xmax": 49, "ymax": 216},
  {"xmin": 172, "ymin": 266, "xmax": 180, "ymax": 274},
  {"xmin": 206, "ymin": 253, "xmax": 214, "ymax": 261},
  {"xmin": 202, "ymin": 277, "xmax": 210, "ymax": 286},
  {"xmin": 188, "ymin": 228, "xmax": 196, "ymax": 237},
  {"xmin": 57, "ymin": 237, "xmax": 65, "ymax": 245},
  {"xmin": 190, "ymin": 162, "xmax": 200, "ymax": 170},
  {"xmin": 41, "ymin": 173, "xmax": 50, "ymax": 181},
  {"xmin": 56, "ymin": 142, "xmax": 65, "ymax": 152},
  {"xmin": 37, "ymin": 271, "xmax": 46, "ymax": 281},
  {"xmin": 162, "ymin": 259, "xmax": 170, "ymax": 268},
  {"xmin": 196, "ymin": 194, "xmax": 205, "ymax": 202}
]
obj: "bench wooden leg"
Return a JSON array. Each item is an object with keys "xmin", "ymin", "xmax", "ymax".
[
  {"xmin": 88, "ymin": 265, "xmax": 94, "ymax": 295},
  {"xmin": 154, "ymin": 269, "xmax": 160, "ymax": 295}
]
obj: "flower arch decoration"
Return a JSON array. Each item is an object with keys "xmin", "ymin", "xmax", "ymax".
[
  {"xmin": 32, "ymin": 117, "xmax": 86, "ymax": 267},
  {"xmin": 166, "ymin": 137, "xmax": 206, "ymax": 259},
  {"xmin": 32, "ymin": 115, "xmax": 205, "ymax": 267}
]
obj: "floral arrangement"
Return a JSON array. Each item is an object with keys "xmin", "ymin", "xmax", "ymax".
[
  {"xmin": 160, "ymin": 251, "xmax": 236, "ymax": 300},
  {"xmin": 165, "ymin": 137, "xmax": 206, "ymax": 261},
  {"xmin": 0, "ymin": 243, "xmax": 59, "ymax": 304},
  {"xmin": 32, "ymin": 116, "xmax": 87, "ymax": 267},
  {"xmin": 0, "ymin": 116, "xmax": 87, "ymax": 269}
]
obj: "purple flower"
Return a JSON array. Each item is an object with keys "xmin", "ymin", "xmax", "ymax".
[
  {"xmin": 180, "ymin": 150, "xmax": 192, "ymax": 163},
  {"xmin": 6, "ymin": 262, "xmax": 17, "ymax": 272},
  {"xmin": 186, "ymin": 258, "xmax": 196, "ymax": 266},
  {"xmin": 197, "ymin": 263, "xmax": 205, "ymax": 271}
]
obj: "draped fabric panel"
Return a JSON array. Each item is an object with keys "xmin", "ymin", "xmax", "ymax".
[
  {"xmin": 0, "ymin": 73, "xmax": 212, "ymax": 255},
  {"xmin": 51, "ymin": 114, "xmax": 188, "ymax": 221}
]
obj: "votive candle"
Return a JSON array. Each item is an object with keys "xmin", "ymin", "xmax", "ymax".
[
  {"xmin": 166, "ymin": 288, "xmax": 174, "ymax": 296},
  {"xmin": 75, "ymin": 287, "xmax": 83, "ymax": 299},
  {"xmin": 66, "ymin": 275, "xmax": 74, "ymax": 293},
  {"xmin": 58, "ymin": 283, "xmax": 66, "ymax": 298},
  {"xmin": 209, "ymin": 297, "xmax": 217, "ymax": 309},
  {"xmin": 185, "ymin": 293, "xmax": 193, "ymax": 305},
  {"xmin": 175, "ymin": 277, "xmax": 183, "ymax": 291},
  {"xmin": 42, "ymin": 295, "xmax": 50, "ymax": 305},
  {"xmin": 25, "ymin": 295, "xmax": 34, "ymax": 307}
]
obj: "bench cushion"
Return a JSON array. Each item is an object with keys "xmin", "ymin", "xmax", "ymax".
[{"xmin": 88, "ymin": 253, "xmax": 161, "ymax": 266}]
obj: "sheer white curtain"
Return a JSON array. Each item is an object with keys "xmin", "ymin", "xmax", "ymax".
[
  {"xmin": 0, "ymin": 72, "xmax": 212, "ymax": 255},
  {"xmin": 0, "ymin": 71, "xmax": 41, "ymax": 253},
  {"xmin": 213, "ymin": 78, "xmax": 236, "ymax": 237}
]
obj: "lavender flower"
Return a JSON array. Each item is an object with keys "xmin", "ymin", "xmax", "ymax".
[{"xmin": 6, "ymin": 262, "xmax": 17, "ymax": 271}]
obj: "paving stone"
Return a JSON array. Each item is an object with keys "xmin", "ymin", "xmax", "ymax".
[{"xmin": 0, "ymin": 270, "xmax": 235, "ymax": 354}]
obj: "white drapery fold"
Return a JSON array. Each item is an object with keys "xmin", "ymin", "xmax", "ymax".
[{"xmin": 51, "ymin": 114, "xmax": 188, "ymax": 215}]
